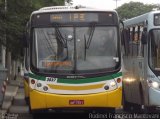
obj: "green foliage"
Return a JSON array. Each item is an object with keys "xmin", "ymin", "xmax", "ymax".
[
  {"xmin": 31, "ymin": 0, "xmax": 65, "ymax": 9},
  {"xmin": 65, "ymin": 0, "xmax": 73, "ymax": 5},
  {"xmin": 116, "ymin": 2, "xmax": 160, "ymax": 20},
  {"xmin": 0, "ymin": 0, "xmax": 65, "ymax": 60}
]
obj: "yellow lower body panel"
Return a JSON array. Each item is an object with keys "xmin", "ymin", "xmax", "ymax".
[
  {"xmin": 24, "ymin": 80, "xmax": 29, "ymax": 98},
  {"xmin": 30, "ymin": 87, "xmax": 122, "ymax": 110}
]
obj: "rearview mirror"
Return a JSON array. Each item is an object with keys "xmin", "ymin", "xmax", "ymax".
[
  {"xmin": 141, "ymin": 27, "xmax": 147, "ymax": 44},
  {"xmin": 119, "ymin": 20, "xmax": 124, "ymax": 29},
  {"xmin": 23, "ymin": 33, "xmax": 29, "ymax": 48}
]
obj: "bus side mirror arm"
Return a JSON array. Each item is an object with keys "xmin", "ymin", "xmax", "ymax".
[
  {"xmin": 119, "ymin": 20, "xmax": 125, "ymax": 46},
  {"xmin": 119, "ymin": 20, "xmax": 124, "ymax": 29},
  {"xmin": 23, "ymin": 33, "xmax": 29, "ymax": 48},
  {"xmin": 141, "ymin": 31, "xmax": 147, "ymax": 45}
]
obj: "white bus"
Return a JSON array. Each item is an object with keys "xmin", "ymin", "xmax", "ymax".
[
  {"xmin": 122, "ymin": 10, "xmax": 160, "ymax": 112},
  {"xmin": 24, "ymin": 5, "xmax": 123, "ymax": 116}
]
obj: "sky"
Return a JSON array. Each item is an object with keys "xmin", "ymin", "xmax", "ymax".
[{"xmin": 72, "ymin": 0, "xmax": 160, "ymax": 10}]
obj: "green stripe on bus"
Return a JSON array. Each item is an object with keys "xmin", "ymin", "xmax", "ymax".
[
  {"xmin": 112, "ymin": 72, "xmax": 122, "ymax": 78},
  {"xmin": 58, "ymin": 75, "xmax": 112, "ymax": 84},
  {"xmin": 58, "ymin": 72, "xmax": 122, "ymax": 84},
  {"xmin": 29, "ymin": 73, "xmax": 46, "ymax": 81},
  {"xmin": 29, "ymin": 72, "xmax": 122, "ymax": 84}
]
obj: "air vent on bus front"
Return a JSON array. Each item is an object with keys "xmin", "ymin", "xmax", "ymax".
[{"xmin": 39, "ymin": 5, "xmax": 87, "ymax": 11}]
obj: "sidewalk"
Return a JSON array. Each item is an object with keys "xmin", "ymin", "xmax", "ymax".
[{"xmin": 1, "ymin": 75, "xmax": 24, "ymax": 111}]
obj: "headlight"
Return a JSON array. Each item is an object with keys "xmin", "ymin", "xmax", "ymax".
[
  {"xmin": 110, "ymin": 81, "xmax": 116, "ymax": 87},
  {"xmin": 37, "ymin": 83, "xmax": 42, "ymax": 87},
  {"xmin": 124, "ymin": 78, "xmax": 135, "ymax": 83},
  {"xmin": 104, "ymin": 80, "xmax": 117, "ymax": 91},
  {"xmin": 147, "ymin": 80, "xmax": 160, "ymax": 89},
  {"xmin": 43, "ymin": 86, "xmax": 49, "ymax": 91},
  {"xmin": 152, "ymin": 82, "xmax": 159, "ymax": 88}
]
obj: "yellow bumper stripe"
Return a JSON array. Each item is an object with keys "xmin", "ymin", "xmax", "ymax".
[
  {"xmin": 48, "ymin": 83, "xmax": 105, "ymax": 90},
  {"xmin": 30, "ymin": 87, "xmax": 122, "ymax": 109}
]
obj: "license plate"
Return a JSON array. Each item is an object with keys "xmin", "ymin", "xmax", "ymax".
[{"xmin": 69, "ymin": 100, "xmax": 84, "ymax": 105}]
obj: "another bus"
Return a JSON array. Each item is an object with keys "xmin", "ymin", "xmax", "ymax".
[
  {"xmin": 24, "ymin": 5, "xmax": 122, "ymax": 114},
  {"xmin": 122, "ymin": 10, "xmax": 160, "ymax": 112}
]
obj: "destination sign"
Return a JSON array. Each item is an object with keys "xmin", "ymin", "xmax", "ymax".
[
  {"xmin": 50, "ymin": 12, "xmax": 114, "ymax": 24},
  {"xmin": 154, "ymin": 13, "xmax": 160, "ymax": 25}
]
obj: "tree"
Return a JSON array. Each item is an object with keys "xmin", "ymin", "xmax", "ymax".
[
  {"xmin": 65, "ymin": 0, "xmax": 73, "ymax": 5},
  {"xmin": 0, "ymin": 1, "xmax": 6, "ymax": 46},
  {"xmin": 0, "ymin": 0, "xmax": 65, "ymax": 60},
  {"xmin": 31, "ymin": 0, "xmax": 65, "ymax": 9},
  {"xmin": 116, "ymin": 2, "xmax": 160, "ymax": 20}
]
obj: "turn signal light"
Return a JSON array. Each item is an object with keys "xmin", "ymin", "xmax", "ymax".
[
  {"xmin": 117, "ymin": 78, "xmax": 121, "ymax": 83},
  {"xmin": 31, "ymin": 79, "xmax": 35, "ymax": 84}
]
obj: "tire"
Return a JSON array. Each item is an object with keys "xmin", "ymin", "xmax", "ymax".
[
  {"xmin": 29, "ymin": 98, "xmax": 47, "ymax": 118},
  {"xmin": 25, "ymin": 97, "xmax": 29, "ymax": 105},
  {"xmin": 144, "ymin": 106, "xmax": 156, "ymax": 113},
  {"xmin": 132, "ymin": 103, "xmax": 142, "ymax": 113},
  {"xmin": 123, "ymin": 98, "xmax": 132, "ymax": 112},
  {"xmin": 93, "ymin": 108, "xmax": 115, "ymax": 114},
  {"xmin": 28, "ymin": 101, "xmax": 32, "ymax": 114},
  {"xmin": 123, "ymin": 83, "xmax": 143, "ymax": 113},
  {"xmin": 32, "ymin": 110, "xmax": 47, "ymax": 119},
  {"xmin": 32, "ymin": 113, "xmax": 39, "ymax": 119},
  {"xmin": 108, "ymin": 108, "xmax": 115, "ymax": 114},
  {"xmin": 123, "ymin": 93, "xmax": 142, "ymax": 113},
  {"xmin": 122, "ymin": 88, "xmax": 132, "ymax": 112},
  {"xmin": 131, "ymin": 83, "xmax": 143, "ymax": 113},
  {"xmin": 106, "ymin": 108, "xmax": 115, "ymax": 119}
]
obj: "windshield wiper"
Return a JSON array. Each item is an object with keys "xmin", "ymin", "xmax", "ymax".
[
  {"xmin": 85, "ymin": 23, "xmax": 96, "ymax": 48},
  {"xmin": 84, "ymin": 23, "xmax": 96, "ymax": 60},
  {"xmin": 54, "ymin": 23, "xmax": 67, "ymax": 48},
  {"xmin": 53, "ymin": 23, "xmax": 69, "ymax": 61},
  {"xmin": 42, "ymin": 30, "xmax": 57, "ymax": 56}
]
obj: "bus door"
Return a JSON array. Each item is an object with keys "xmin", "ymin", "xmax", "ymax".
[{"xmin": 131, "ymin": 26, "xmax": 146, "ymax": 104}]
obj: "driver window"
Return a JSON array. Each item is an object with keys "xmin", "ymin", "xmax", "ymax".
[{"xmin": 150, "ymin": 30, "xmax": 160, "ymax": 69}]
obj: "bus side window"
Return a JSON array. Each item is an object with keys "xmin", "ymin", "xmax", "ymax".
[
  {"xmin": 132, "ymin": 26, "xmax": 141, "ymax": 57},
  {"xmin": 150, "ymin": 30, "xmax": 160, "ymax": 68},
  {"xmin": 130, "ymin": 27, "xmax": 135, "ymax": 56},
  {"xmin": 138, "ymin": 26, "xmax": 144, "ymax": 57},
  {"xmin": 121, "ymin": 28, "xmax": 130, "ymax": 56},
  {"xmin": 139, "ymin": 26, "xmax": 148, "ymax": 57},
  {"xmin": 141, "ymin": 27, "xmax": 147, "ymax": 45},
  {"xmin": 130, "ymin": 26, "xmax": 145, "ymax": 57}
]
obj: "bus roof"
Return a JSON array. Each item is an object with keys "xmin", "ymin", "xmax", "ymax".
[
  {"xmin": 124, "ymin": 10, "xmax": 160, "ymax": 28},
  {"xmin": 32, "ymin": 5, "xmax": 117, "ymax": 15}
]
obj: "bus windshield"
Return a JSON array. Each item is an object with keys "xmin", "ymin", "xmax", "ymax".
[
  {"xmin": 32, "ymin": 26, "xmax": 119, "ymax": 74},
  {"xmin": 149, "ymin": 29, "xmax": 160, "ymax": 70}
]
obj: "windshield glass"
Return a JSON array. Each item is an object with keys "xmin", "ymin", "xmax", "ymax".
[
  {"xmin": 32, "ymin": 26, "xmax": 119, "ymax": 73},
  {"xmin": 149, "ymin": 29, "xmax": 160, "ymax": 70}
]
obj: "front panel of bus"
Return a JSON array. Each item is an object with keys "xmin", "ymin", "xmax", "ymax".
[
  {"xmin": 28, "ymin": 11, "xmax": 122, "ymax": 111},
  {"xmin": 148, "ymin": 13, "xmax": 160, "ymax": 106}
]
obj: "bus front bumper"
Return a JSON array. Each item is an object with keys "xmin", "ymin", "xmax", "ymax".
[
  {"xmin": 29, "ymin": 87, "xmax": 122, "ymax": 110},
  {"xmin": 149, "ymin": 87, "xmax": 160, "ymax": 106},
  {"xmin": 24, "ymin": 80, "xmax": 29, "ymax": 98}
]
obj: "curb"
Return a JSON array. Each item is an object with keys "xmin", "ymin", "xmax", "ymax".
[
  {"xmin": 1, "ymin": 77, "xmax": 22, "ymax": 112},
  {"xmin": 1, "ymin": 85, "xmax": 19, "ymax": 110}
]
